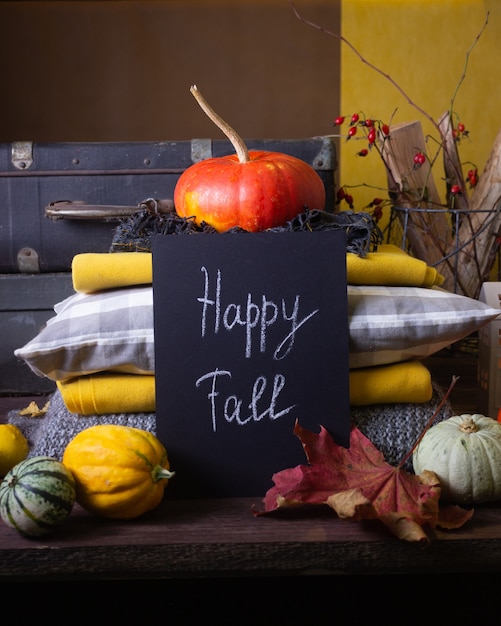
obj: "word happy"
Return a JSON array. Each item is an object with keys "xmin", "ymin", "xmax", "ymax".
[{"xmin": 197, "ymin": 266, "xmax": 318, "ymax": 359}]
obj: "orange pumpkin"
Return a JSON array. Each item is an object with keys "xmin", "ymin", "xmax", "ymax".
[
  {"xmin": 174, "ymin": 86, "xmax": 326, "ymax": 232},
  {"xmin": 174, "ymin": 149, "xmax": 325, "ymax": 232}
]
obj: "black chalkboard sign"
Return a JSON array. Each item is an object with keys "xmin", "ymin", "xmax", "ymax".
[{"xmin": 152, "ymin": 229, "xmax": 350, "ymax": 498}]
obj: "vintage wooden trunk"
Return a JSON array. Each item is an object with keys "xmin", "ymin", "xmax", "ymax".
[
  {"xmin": 0, "ymin": 138, "xmax": 336, "ymax": 273},
  {"xmin": 0, "ymin": 273, "xmax": 74, "ymax": 394},
  {"xmin": 0, "ymin": 137, "xmax": 337, "ymax": 393}
]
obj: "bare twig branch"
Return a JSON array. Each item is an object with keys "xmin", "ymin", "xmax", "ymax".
[
  {"xmin": 290, "ymin": 1, "xmax": 490, "ymax": 190},
  {"xmin": 449, "ymin": 11, "xmax": 490, "ymax": 111},
  {"xmin": 290, "ymin": 0, "xmax": 436, "ymax": 125},
  {"xmin": 398, "ymin": 376, "xmax": 459, "ymax": 470}
]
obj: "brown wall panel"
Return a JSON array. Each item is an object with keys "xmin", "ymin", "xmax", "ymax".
[{"xmin": 0, "ymin": 1, "xmax": 340, "ymax": 142}]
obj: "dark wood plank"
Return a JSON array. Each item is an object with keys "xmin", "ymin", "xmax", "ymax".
[{"xmin": 1, "ymin": 496, "xmax": 501, "ymax": 580}]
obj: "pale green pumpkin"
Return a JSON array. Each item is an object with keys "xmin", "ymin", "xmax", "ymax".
[{"xmin": 412, "ymin": 414, "xmax": 501, "ymax": 505}]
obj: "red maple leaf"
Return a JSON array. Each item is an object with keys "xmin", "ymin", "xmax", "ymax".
[{"xmin": 256, "ymin": 421, "xmax": 473, "ymax": 543}]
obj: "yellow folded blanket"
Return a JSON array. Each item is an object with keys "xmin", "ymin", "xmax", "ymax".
[
  {"xmin": 57, "ymin": 373, "xmax": 156, "ymax": 415},
  {"xmin": 346, "ymin": 244, "xmax": 443, "ymax": 288},
  {"xmin": 348, "ymin": 360, "xmax": 432, "ymax": 406},
  {"xmin": 71, "ymin": 244, "xmax": 444, "ymax": 294},
  {"xmin": 56, "ymin": 361, "xmax": 432, "ymax": 415},
  {"xmin": 72, "ymin": 252, "xmax": 153, "ymax": 294}
]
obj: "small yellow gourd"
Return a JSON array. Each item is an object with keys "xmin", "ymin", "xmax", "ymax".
[
  {"xmin": 62, "ymin": 425, "xmax": 174, "ymax": 519},
  {"xmin": 412, "ymin": 414, "xmax": 501, "ymax": 505}
]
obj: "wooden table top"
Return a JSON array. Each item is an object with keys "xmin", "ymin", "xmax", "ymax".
[{"xmin": 1, "ymin": 494, "xmax": 501, "ymax": 581}]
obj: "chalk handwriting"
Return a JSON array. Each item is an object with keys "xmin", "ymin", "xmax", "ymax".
[
  {"xmin": 195, "ymin": 367, "xmax": 296, "ymax": 433},
  {"xmin": 197, "ymin": 266, "xmax": 319, "ymax": 359}
]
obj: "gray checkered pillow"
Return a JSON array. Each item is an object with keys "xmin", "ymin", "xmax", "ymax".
[
  {"xmin": 14, "ymin": 284, "xmax": 499, "ymax": 380},
  {"xmin": 15, "ymin": 286, "xmax": 154, "ymax": 381},
  {"xmin": 347, "ymin": 285, "xmax": 499, "ymax": 367}
]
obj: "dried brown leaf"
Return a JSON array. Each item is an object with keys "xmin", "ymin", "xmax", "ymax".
[
  {"xmin": 19, "ymin": 400, "xmax": 50, "ymax": 417},
  {"xmin": 256, "ymin": 421, "xmax": 473, "ymax": 542}
]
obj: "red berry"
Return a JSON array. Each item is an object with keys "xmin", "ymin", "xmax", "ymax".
[
  {"xmin": 367, "ymin": 128, "xmax": 376, "ymax": 144},
  {"xmin": 381, "ymin": 124, "xmax": 390, "ymax": 136},
  {"xmin": 458, "ymin": 122, "xmax": 465, "ymax": 133},
  {"xmin": 350, "ymin": 113, "xmax": 359, "ymax": 125},
  {"xmin": 336, "ymin": 187, "xmax": 346, "ymax": 201},
  {"xmin": 344, "ymin": 193, "xmax": 354, "ymax": 208},
  {"xmin": 357, "ymin": 149, "xmax": 369, "ymax": 157},
  {"xmin": 371, "ymin": 198, "xmax": 384, "ymax": 206},
  {"xmin": 468, "ymin": 167, "xmax": 478, "ymax": 182},
  {"xmin": 413, "ymin": 152, "xmax": 426, "ymax": 167},
  {"xmin": 347, "ymin": 126, "xmax": 357, "ymax": 139},
  {"xmin": 450, "ymin": 184, "xmax": 462, "ymax": 195},
  {"xmin": 334, "ymin": 116, "xmax": 345, "ymax": 126},
  {"xmin": 365, "ymin": 119, "xmax": 374, "ymax": 127},
  {"xmin": 468, "ymin": 168, "xmax": 479, "ymax": 188}
]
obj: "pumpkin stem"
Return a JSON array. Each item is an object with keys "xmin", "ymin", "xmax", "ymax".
[
  {"xmin": 190, "ymin": 85, "xmax": 250, "ymax": 163},
  {"xmin": 460, "ymin": 416, "xmax": 479, "ymax": 433},
  {"xmin": 152, "ymin": 466, "xmax": 175, "ymax": 483},
  {"xmin": 397, "ymin": 375, "xmax": 459, "ymax": 470}
]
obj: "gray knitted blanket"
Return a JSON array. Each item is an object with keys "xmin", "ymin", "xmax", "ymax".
[
  {"xmin": 9, "ymin": 390, "xmax": 156, "ymax": 459},
  {"xmin": 9, "ymin": 384, "xmax": 451, "ymax": 473}
]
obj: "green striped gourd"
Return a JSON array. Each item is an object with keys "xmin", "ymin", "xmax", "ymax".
[{"xmin": 0, "ymin": 456, "xmax": 76, "ymax": 537}]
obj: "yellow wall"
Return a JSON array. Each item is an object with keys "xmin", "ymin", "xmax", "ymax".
[{"xmin": 340, "ymin": 0, "xmax": 500, "ymax": 217}]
